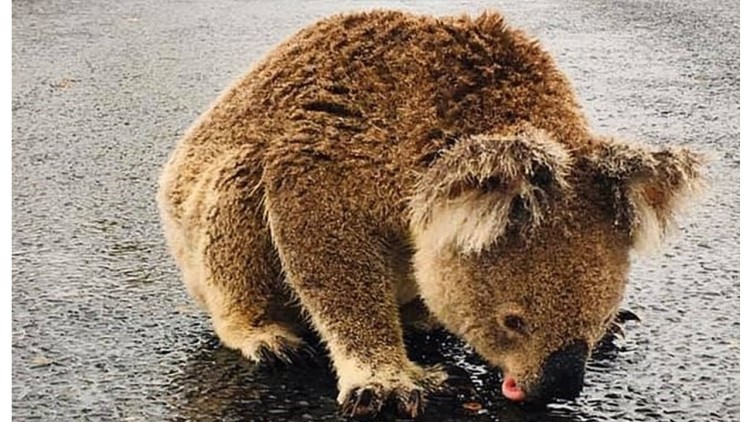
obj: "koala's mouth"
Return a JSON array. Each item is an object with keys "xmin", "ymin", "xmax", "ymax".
[
  {"xmin": 499, "ymin": 376, "xmax": 547, "ymax": 408},
  {"xmin": 501, "ymin": 376, "xmax": 526, "ymax": 402},
  {"xmin": 501, "ymin": 377, "xmax": 581, "ymax": 408},
  {"xmin": 500, "ymin": 340, "xmax": 589, "ymax": 405}
]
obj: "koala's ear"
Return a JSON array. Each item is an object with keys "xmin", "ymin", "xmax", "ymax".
[
  {"xmin": 589, "ymin": 139, "xmax": 705, "ymax": 252},
  {"xmin": 409, "ymin": 126, "xmax": 571, "ymax": 254}
]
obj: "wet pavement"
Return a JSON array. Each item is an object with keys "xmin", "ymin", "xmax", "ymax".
[{"xmin": 12, "ymin": 0, "xmax": 739, "ymax": 421}]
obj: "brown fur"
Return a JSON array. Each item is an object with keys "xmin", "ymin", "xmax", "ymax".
[{"xmin": 157, "ymin": 10, "xmax": 703, "ymax": 418}]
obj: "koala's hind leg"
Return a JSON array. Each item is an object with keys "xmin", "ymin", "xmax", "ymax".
[
  {"xmin": 186, "ymin": 146, "xmax": 306, "ymax": 363},
  {"xmin": 264, "ymin": 172, "xmax": 447, "ymax": 418}
]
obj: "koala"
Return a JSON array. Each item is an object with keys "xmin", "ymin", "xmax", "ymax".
[{"xmin": 157, "ymin": 10, "xmax": 703, "ymax": 419}]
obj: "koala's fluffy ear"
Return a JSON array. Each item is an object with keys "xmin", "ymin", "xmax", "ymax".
[
  {"xmin": 589, "ymin": 139, "xmax": 705, "ymax": 252},
  {"xmin": 410, "ymin": 126, "xmax": 571, "ymax": 254}
]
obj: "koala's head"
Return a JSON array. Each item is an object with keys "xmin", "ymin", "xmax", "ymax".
[{"xmin": 409, "ymin": 125, "xmax": 703, "ymax": 404}]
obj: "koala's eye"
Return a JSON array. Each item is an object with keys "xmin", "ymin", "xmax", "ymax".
[{"xmin": 503, "ymin": 315, "xmax": 527, "ymax": 334}]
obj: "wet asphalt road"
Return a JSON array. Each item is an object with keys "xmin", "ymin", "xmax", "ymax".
[{"xmin": 12, "ymin": 0, "xmax": 739, "ymax": 421}]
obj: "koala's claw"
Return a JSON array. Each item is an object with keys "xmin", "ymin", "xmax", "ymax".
[
  {"xmin": 340, "ymin": 385, "xmax": 385, "ymax": 419},
  {"xmin": 607, "ymin": 309, "xmax": 641, "ymax": 339},
  {"xmin": 596, "ymin": 308, "xmax": 642, "ymax": 356},
  {"xmin": 615, "ymin": 309, "xmax": 641, "ymax": 324},
  {"xmin": 397, "ymin": 389, "xmax": 425, "ymax": 419},
  {"xmin": 253, "ymin": 337, "xmax": 309, "ymax": 367},
  {"xmin": 340, "ymin": 384, "xmax": 428, "ymax": 420}
]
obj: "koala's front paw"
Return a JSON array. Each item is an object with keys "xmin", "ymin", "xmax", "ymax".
[
  {"xmin": 214, "ymin": 321, "xmax": 306, "ymax": 364},
  {"xmin": 338, "ymin": 364, "xmax": 447, "ymax": 419},
  {"xmin": 341, "ymin": 384, "xmax": 425, "ymax": 419}
]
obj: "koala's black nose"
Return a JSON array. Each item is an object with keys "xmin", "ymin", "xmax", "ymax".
[{"xmin": 535, "ymin": 340, "xmax": 588, "ymax": 402}]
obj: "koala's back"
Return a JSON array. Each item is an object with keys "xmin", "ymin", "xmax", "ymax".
[{"xmin": 162, "ymin": 10, "xmax": 590, "ymax": 221}]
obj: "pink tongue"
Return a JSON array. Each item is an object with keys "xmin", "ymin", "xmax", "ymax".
[{"xmin": 502, "ymin": 377, "xmax": 526, "ymax": 402}]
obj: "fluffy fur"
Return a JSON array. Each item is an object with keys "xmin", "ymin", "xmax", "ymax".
[
  {"xmin": 586, "ymin": 140, "xmax": 705, "ymax": 252},
  {"xmin": 157, "ymin": 9, "xmax": 703, "ymax": 418},
  {"xmin": 410, "ymin": 124, "xmax": 571, "ymax": 254}
]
